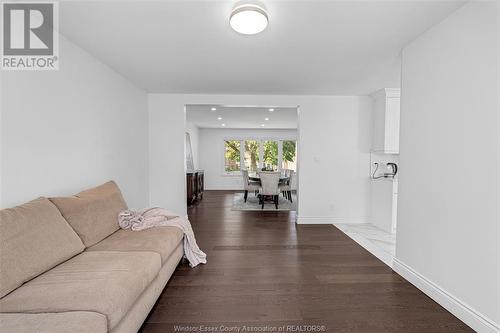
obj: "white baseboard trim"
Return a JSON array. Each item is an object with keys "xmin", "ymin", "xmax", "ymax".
[
  {"xmin": 296, "ymin": 216, "xmax": 368, "ymax": 224},
  {"xmin": 393, "ymin": 258, "xmax": 500, "ymax": 333}
]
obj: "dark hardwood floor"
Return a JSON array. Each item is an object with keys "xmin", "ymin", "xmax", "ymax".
[{"xmin": 140, "ymin": 190, "xmax": 472, "ymax": 333}]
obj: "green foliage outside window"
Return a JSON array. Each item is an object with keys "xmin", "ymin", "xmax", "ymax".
[
  {"xmin": 263, "ymin": 140, "xmax": 278, "ymax": 170},
  {"xmin": 225, "ymin": 139, "xmax": 297, "ymax": 173},
  {"xmin": 244, "ymin": 140, "xmax": 260, "ymax": 172},
  {"xmin": 282, "ymin": 140, "xmax": 296, "ymax": 164},
  {"xmin": 224, "ymin": 140, "xmax": 240, "ymax": 172}
]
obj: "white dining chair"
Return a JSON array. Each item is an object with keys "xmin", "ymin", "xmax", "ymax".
[
  {"xmin": 258, "ymin": 171, "xmax": 281, "ymax": 209},
  {"xmin": 281, "ymin": 169, "xmax": 290, "ymax": 198},
  {"xmin": 242, "ymin": 169, "xmax": 260, "ymax": 202},
  {"xmin": 279, "ymin": 170, "xmax": 294, "ymax": 202}
]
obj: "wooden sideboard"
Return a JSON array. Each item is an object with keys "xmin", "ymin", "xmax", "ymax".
[{"xmin": 187, "ymin": 170, "xmax": 204, "ymax": 205}]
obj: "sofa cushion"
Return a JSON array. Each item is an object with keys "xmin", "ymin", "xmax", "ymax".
[
  {"xmin": 50, "ymin": 181, "xmax": 128, "ymax": 247},
  {"xmin": 0, "ymin": 198, "xmax": 84, "ymax": 298},
  {"xmin": 88, "ymin": 226, "xmax": 184, "ymax": 263},
  {"xmin": 0, "ymin": 311, "xmax": 107, "ymax": 333},
  {"xmin": 0, "ymin": 251, "xmax": 161, "ymax": 330}
]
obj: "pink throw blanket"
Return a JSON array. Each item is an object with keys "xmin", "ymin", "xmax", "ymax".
[{"xmin": 118, "ymin": 207, "xmax": 207, "ymax": 268}]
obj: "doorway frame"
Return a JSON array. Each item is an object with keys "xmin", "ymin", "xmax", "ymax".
[{"xmin": 184, "ymin": 103, "xmax": 301, "ymax": 218}]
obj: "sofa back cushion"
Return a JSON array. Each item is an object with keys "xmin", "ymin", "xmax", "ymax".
[
  {"xmin": 0, "ymin": 197, "xmax": 85, "ymax": 298},
  {"xmin": 50, "ymin": 181, "xmax": 128, "ymax": 247}
]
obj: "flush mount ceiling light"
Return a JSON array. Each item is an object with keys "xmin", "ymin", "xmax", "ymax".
[
  {"xmin": 230, "ymin": 4, "xmax": 268, "ymax": 35},
  {"xmin": 211, "ymin": 107, "xmax": 217, "ymax": 111}
]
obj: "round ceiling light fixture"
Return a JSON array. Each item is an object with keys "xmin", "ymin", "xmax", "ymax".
[{"xmin": 230, "ymin": 4, "xmax": 268, "ymax": 35}]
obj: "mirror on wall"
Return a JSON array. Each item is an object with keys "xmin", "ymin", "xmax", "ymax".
[{"xmin": 185, "ymin": 132, "xmax": 194, "ymax": 171}]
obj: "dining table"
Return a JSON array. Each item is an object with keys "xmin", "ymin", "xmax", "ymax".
[{"xmin": 248, "ymin": 172, "xmax": 290, "ymax": 184}]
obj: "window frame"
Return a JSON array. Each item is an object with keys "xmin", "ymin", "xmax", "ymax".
[
  {"xmin": 222, "ymin": 139, "xmax": 242, "ymax": 174},
  {"xmin": 222, "ymin": 137, "xmax": 297, "ymax": 175}
]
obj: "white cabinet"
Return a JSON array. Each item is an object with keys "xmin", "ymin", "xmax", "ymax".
[
  {"xmin": 371, "ymin": 88, "xmax": 401, "ymax": 154},
  {"xmin": 391, "ymin": 179, "xmax": 398, "ymax": 233},
  {"xmin": 371, "ymin": 179, "xmax": 397, "ymax": 233}
]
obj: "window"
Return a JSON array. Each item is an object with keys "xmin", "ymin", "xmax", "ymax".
[
  {"xmin": 223, "ymin": 138, "xmax": 297, "ymax": 174},
  {"xmin": 281, "ymin": 140, "xmax": 297, "ymax": 171},
  {"xmin": 244, "ymin": 140, "xmax": 260, "ymax": 172},
  {"xmin": 263, "ymin": 140, "xmax": 278, "ymax": 171},
  {"xmin": 224, "ymin": 140, "xmax": 241, "ymax": 173}
]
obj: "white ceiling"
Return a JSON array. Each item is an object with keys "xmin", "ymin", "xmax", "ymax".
[
  {"xmin": 186, "ymin": 105, "xmax": 297, "ymax": 129},
  {"xmin": 59, "ymin": 0, "xmax": 464, "ymax": 95}
]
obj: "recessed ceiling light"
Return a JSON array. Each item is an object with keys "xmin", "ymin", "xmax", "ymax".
[
  {"xmin": 211, "ymin": 107, "xmax": 217, "ymax": 111},
  {"xmin": 217, "ymin": 117, "xmax": 223, "ymax": 120},
  {"xmin": 230, "ymin": 4, "xmax": 268, "ymax": 35},
  {"xmin": 260, "ymin": 124, "xmax": 265, "ymax": 127},
  {"xmin": 268, "ymin": 108, "xmax": 274, "ymax": 112},
  {"xmin": 221, "ymin": 123, "xmax": 226, "ymax": 127},
  {"xmin": 264, "ymin": 117, "xmax": 269, "ymax": 121}
]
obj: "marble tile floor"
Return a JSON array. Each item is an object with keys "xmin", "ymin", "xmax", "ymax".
[{"xmin": 333, "ymin": 223, "xmax": 396, "ymax": 268}]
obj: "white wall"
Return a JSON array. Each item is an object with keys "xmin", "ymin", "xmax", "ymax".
[
  {"xmin": 395, "ymin": 2, "xmax": 500, "ymax": 332},
  {"xmin": 149, "ymin": 94, "xmax": 372, "ymax": 222},
  {"xmin": 0, "ymin": 34, "xmax": 149, "ymax": 209},
  {"xmin": 185, "ymin": 121, "xmax": 199, "ymax": 170},
  {"xmin": 198, "ymin": 128, "xmax": 297, "ymax": 190}
]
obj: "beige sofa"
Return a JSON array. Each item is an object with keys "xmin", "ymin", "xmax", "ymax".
[{"xmin": 0, "ymin": 181, "xmax": 184, "ymax": 333}]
